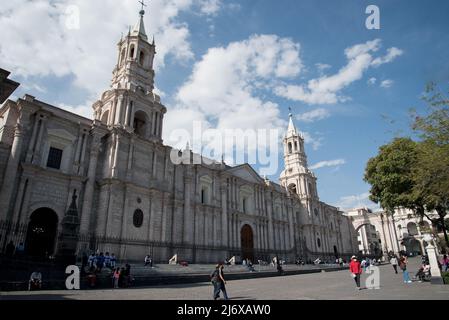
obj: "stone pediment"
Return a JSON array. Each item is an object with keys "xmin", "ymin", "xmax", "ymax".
[
  {"xmin": 226, "ymin": 164, "xmax": 264, "ymax": 185},
  {"xmin": 47, "ymin": 128, "xmax": 76, "ymax": 142}
]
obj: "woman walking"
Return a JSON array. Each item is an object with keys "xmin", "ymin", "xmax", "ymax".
[
  {"xmin": 390, "ymin": 255, "xmax": 398, "ymax": 274},
  {"xmin": 112, "ymin": 267, "xmax": 120, "ymax": 289},
  {"xmin": 349, "ymin": 255, "xmax": 362, "ymax": 290},
  {"xmin": 399, "ymin": 254, "xmax": 412, "ymax": 283}
]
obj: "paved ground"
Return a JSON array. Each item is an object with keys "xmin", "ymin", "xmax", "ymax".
[{"xmin": 1, "ymin": 258, "xmax": 448, "ymax": 300}]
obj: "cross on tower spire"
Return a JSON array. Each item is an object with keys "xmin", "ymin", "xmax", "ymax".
[{"xmin": 139, "ymin": 0, "xmax": 147, "ymax": 16}]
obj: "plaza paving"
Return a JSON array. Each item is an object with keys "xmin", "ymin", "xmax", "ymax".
[{"xmin": 1, "ymin": 258, "xmax": 448, "ymax": 300}]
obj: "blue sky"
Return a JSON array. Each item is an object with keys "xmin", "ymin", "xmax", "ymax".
[{"xmin": 2, "ymin": 0, "xmax": 449, "ymax": 210}]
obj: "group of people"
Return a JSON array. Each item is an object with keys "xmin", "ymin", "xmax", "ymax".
[{"xmin": 84, "ymin": 252, "xmax": 117, "ymax": 274}]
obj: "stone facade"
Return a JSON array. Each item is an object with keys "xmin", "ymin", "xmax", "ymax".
[
  {"xmin": 0, "ymin": 11, "xmax": 358, "ymax": 263},
  {"xmin": 346, "ymin": 207, "xmax": 448, "ymax": 257}
]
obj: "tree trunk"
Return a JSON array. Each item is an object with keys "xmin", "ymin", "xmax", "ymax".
[{"xmin": 437, "ymin": 208, "xmax": 449, "ymax": 248}]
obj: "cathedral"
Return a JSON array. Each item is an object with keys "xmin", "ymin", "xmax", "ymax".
[{"xmin": 0, "ymin": 10, "xmax": 357, "ymax": 263}]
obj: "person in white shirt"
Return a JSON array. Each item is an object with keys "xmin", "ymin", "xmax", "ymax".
[{"xmin": 390, "ymin": 256, "xmax": 398, "ymax": 274}]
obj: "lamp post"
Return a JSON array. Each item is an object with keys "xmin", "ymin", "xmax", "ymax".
[{"xmin": 423, "ymin": 233, "xmax": 444, "ymax": 284}]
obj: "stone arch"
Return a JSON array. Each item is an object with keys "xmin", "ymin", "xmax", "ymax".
[
  {"xmin": 288, "ymin": 183, "xmax": 297, "ymax": 195},
  {"xmin": 139, "ymin": 50, "xmax": 146, "ymax": 66},
  {"xmin": 407, "ymin": 222, "xmax": 418, "ymax": 236},
  {"xmin": 120, "ymin": 48, "xmax": 126, "ymax": 66},
  {"xmin": 129, "ymin": 45, "xmax": 135, "ymax": 59},
  {"xmin": 239, "ymin": 185, "xmax": 254, "ymax": 215},
  {"xmin": 241, "ymin": 224, "xmax": 254, "ymax": 262},
  {"xmin": 133, "ymin": 110, "xmax": 149, "ymax": 138},
  {"xmin": 199, "ymin": 175, "xmax": 213, "ymax": 205},
  {"xmin": 25, "ymin": 208, "xmax": 59, "ymax": 258},
  {"xmin": 100, "ymin": 110, "xmax": 109, "ymax": 125}
]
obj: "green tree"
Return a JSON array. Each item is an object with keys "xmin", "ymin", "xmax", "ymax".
[
  {"xmin": 411, "ymin": 83, "xmax": 449, "ymax": 246},
  {"xmin": 364, "ymin": 137, "xmax": 420, "ymax": 213}
]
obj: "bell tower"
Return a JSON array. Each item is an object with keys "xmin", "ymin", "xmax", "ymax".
[
  {"xmin": 280, "ymin": 110, "xmax": 318, "ymax": 200},
  {"xmin": 92, "ymin": 3, "xmax": 166, "ymax": 143},
  {"xmin": 111, "ymin": 6, "xmax": 156, "ymax": 93}
]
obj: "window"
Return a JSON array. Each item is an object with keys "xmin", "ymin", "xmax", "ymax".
[
  {"xmin": 120, "ymin": 48, "xmax": 126, "ymax": 66},
  {"xmin": 46, "ymin": 147, "xmax": 63, "ymax": 169},
  {"xmin": 317, "ymin": 238, "xmax": 321, "ymax": 248},
  {"xmin": 133, "ymin": 209, "xmax": 144, "ymax": 228},
  {"xmin": 294, "ymin": 141, "xmax": 298, "ymax": 151},
  {"xmin": 139, "ymin": 50, "xmax": 145, "ymax": 65},
  {"xmin": 129, "ymin": 45, "xmax": 135, "ymax": 59},
  {"xmin": 288, "ymin": 142, "xmax": 292, "ymax": 154},
  {"xmin": 201, "ymin": 188, "xmax": 206, "ymax": 204},
  {"xmin": 243, "ymin": 198, "xmax": 247, "ymax": 213}
]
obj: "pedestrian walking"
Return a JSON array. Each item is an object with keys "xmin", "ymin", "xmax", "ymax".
[
  {"xmin": 399, "ymin": 254, "xmax": 412, "ymax": 283},
  {"xmin": 441, "ymin": 255, "xmax": 449, "ymax": 272},
  {"xmin": 390, "ymin": 255, "xmax": 398, "ymax": 274},
  {"xmin": 212, "ymin": 263, "xmax": 229, "ymax": 300},
  {"xmin": 112, "ymin": 267, "xmax": 120, "ymax": 289},
  {"xmin": 349, "ymin": 255, "xmax": 362, "ymax": 290}
]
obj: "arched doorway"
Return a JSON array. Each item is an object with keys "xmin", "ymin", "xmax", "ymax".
[
  {"xmin": 241, "ymin": 224, "xmax": 254, "ymax": 262},
  {"xmin": 403, "ymin": 238, "xmax": 422, "ymax": 256},
  {"xmin": 25, "ymin": 208, "xmax": 58, "ymax": 258}
]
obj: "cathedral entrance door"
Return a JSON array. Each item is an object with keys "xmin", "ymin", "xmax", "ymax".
[
  {"xmin": 25, "ymin": 208, "xmax": 58, "ymax": 258},
  {"xmin": 241, "ymin": 224, "xmax": 254, "ymax": 262}
]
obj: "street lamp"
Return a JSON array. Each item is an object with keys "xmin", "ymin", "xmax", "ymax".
[{"xmin": 422, "ymin": 233, "xmax": 444, "ymax": 284}]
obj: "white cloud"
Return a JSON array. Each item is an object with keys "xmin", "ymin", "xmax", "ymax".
[
  {"xmin": 57, "ymin": 102, "xmax": 93, "ymax": 119},
  {"xmin": 0, "ymin": 0, "xmax": 214, "ymax": 100},
  {"xmin": 371, "ymin": 47, "xmax": 403, "ymax": 67},
  {"xmin": 310, "ymin": 159, "xmax": 346, "ymax": 170},
  {"xmin": 165, "ymin": 34, "xmax": 303, "ymax": 161},
  {"xmin": 302, "ymin": 131, "xmax": 323, "ymax": 151},
  {"xmin": 336, "ymin": 192, "xmax": 378, "ymax": 210},
  {"xmin": 367, "ymin": 77, "xmax": 377, "ymax": 85},
  {"xmin": 296, "ymin": 108, "xmax": 330, "ymax": 122},
  {"xmin": 275, "ymin": 39, "xmax": 402, "ymax": 105},
  {"xmin": 316, "ymin": 63, "xmax": 331, "ymax": 73},
  {"xmin": 198, "ymin": 0, "xmax": 222, "ymax": 15},
  {"xmin": 380, "ymin": 79, "xmax": 394, "ymax": 88}
]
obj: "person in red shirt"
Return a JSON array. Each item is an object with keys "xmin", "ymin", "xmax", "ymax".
[{"xmin": 349, "ymin": 255, "xmax": 362, "ymax": 290}]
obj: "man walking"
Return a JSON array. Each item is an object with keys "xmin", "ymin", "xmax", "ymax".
[
  {"xmin": 212, "ymin": 263, "xmax": 229, "ymax": 300},
  {"xmin": 349, "ymin": 255, "xmax": 362, "ymax": 290},
  {"xmin": 390, "ymin": 255, "xmax": 398, "ymax": 274}
]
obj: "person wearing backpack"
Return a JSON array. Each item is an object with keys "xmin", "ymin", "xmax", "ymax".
[{"xmin": 210, "ymin": 264, "xmax": 220, "ymax": 300}]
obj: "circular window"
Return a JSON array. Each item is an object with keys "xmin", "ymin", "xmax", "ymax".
[
  {"xmin": 317, "ymin": 238, "xmax": 321, "ymax": 248},
  {"xmin": 137, "ymin": 197, "xmax": 142, "ymax": 204},
  {"xmin": 133, "ymin": 209, "xmax": 144, "ymax": 228}
]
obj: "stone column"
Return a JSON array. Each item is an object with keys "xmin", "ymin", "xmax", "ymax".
[
  {"xmin": 0, "ymin": 119, "xmax": 27, "ymax": 220},
  {"xmin": 79, "ymin": 131, "xmax": 102, "ymax": 234},
  {"xmin": 31, "ymin": 115, "xmax": 47, "ymax": 165},
  {"xmin": 111, "ymin": 133, "xmax": 120, "ymax": 178},
  {"xmin": 287, "ymin": 206, "xmax": 294, "ymax": 251},
  {"xmin": 183, "ymin": 173, "xmax": 194, "ymax": 244},
  {"xmin": 426, "ymin": 242, "xmax": 444, "ymax": 284},
  {"xmin": 265, "ymin": 191, "xmax": 274, "ymax": 251},
  {"xmin": 161, "ymin": 193, "xmax": 170, "ymax": 243},
  {"xmin": 25, "ymin": 116, "xmax": 39, "ymax": 162},
  {"xmin": 115, "ymin": 95, "xmax": 124, "ymax": 126},
  {"xmin": 220, "ymin": 181, "xmax": 228, "ymax": 247},
  {"xmin": 158, "ymin": 113, "xmax": 163, "ymax": 138}
]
